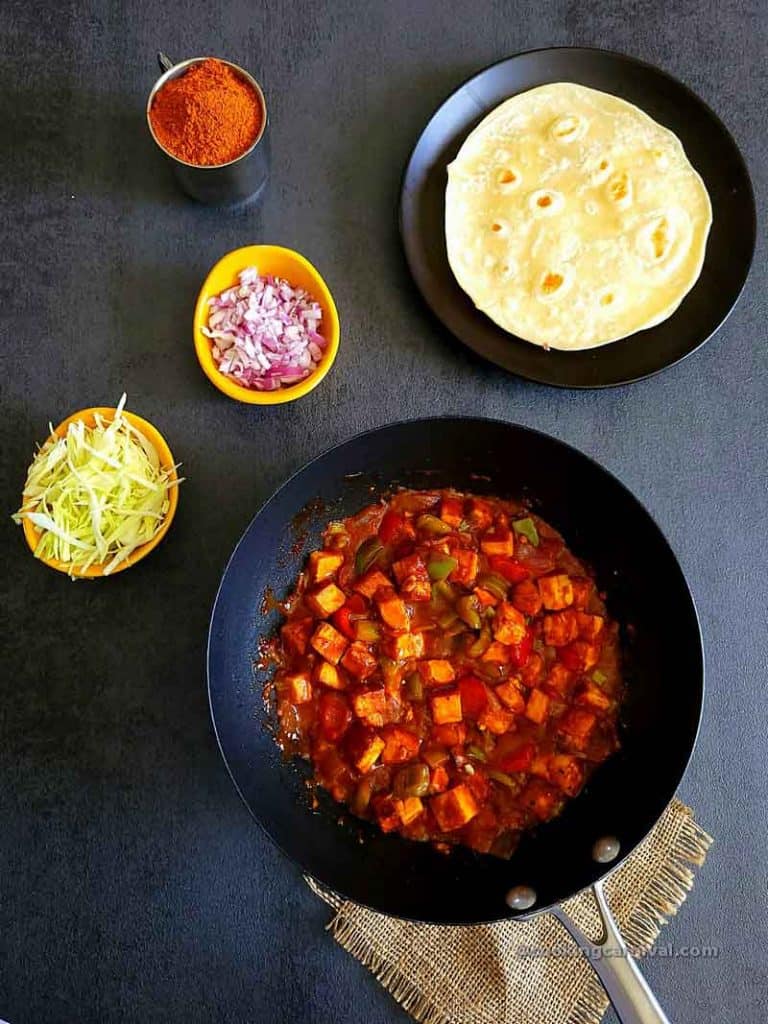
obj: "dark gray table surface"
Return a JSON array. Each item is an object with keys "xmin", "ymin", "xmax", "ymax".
[{"xmin": 2, "ymin": 1, "xmax": 766, "ymax": 1022}]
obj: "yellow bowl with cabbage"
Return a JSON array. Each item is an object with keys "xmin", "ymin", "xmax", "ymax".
[{"xmin": 14, "ymin": 397, "xmax": 180, "ymax": 577}]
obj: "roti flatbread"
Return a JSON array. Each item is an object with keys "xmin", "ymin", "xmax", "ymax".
[{"xmin": 445, "ymin": 83, "xmax": 712, "ymax": 351}]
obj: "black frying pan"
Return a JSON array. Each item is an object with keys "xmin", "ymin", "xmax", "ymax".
[{"xmin": 208, "ymin": 419, "xmax": 703, "ymax": 1023}]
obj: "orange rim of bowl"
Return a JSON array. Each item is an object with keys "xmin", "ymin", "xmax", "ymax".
[
  {"xmin": 192, "ymin": 244, "xmax": 340, "ymax": 405},
  {"xmin": 21, "ymin": 407, "xmax": 180, "ymax": 578}
]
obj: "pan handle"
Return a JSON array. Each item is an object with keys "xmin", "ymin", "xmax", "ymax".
[{"xmin": 550, "ymin": 879, "xmax": 671, "ymax": 1024}]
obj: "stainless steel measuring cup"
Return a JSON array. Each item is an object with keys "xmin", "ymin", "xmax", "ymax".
[{"xmin": 146, "ymin": 52, "xmax": 270, "ymax": 205}]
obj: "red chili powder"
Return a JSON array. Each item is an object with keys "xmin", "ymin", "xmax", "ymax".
[{"xmin": 150, "ymin": 58, "xmax": 263, "ymax": 166}]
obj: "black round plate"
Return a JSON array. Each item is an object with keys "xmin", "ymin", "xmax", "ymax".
[{"xmin": 400, "ymin": 47, "xmax": 756, "ymax": 388}]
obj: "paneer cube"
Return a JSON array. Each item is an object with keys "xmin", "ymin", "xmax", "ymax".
[
  {"xmin": 520, "ymin": 780, "xmax": 563, "ymax": 821},
  {"xmin": 308, "ymin": 549, "xmax": 344, "ymax": 583},
  {"xmin": 547, "ymin": 754, "xmax": 584, "ymax": 796},
  {"xmin": 358, "ymin": 733, "xmax": 387, "ymax": 770},
  {"xmin": 310, "ymin": 622, "xmax": 349, "ymax": 665},
  {"xmin": 478, "ymin": 706, "xmax": 515, "ymax": 735},
  {"xmin": 542, "ymin": 662, "xmax": 573, "ymax": 697},
  {"xmin": 558, "ymin": 708, "xmax": 597, "ymax": 748},
  {"xmin": 392, "ymin": 553, "xmax": 427, "ymax": 585},
  {"xmin": 281, "ymin": 617, "xmax": 313, "ymax": 656},
  {"xmin": 449, "ymin": 549, "xmax": 479, "ymax": 587},
  {"xmin": 351, "ymin": 688, "xmax": 387, "ymax": 727},
  {"xmin": 283, "ymin": 671, "xmax": 312, "ymax": 704},
  {"xmin": 375, "ymin": 588, "xmax": 410, "ymax": 631},
  {"xmin": 381, "ymin": 725, "xmax": 421, "ymax": 764},
  {"xmin": 577, "ymin": 613, "xmax": 605, "ymax": 640},
  {"xmin": 467, "ymin": 498, "xmax": 495, "ymax": 531},
  {"xmin": 392, "ymin": 553, "xmax": 432, "ymax": 603},
  {"xmin": 314, "ymin": 661, "xmax": 345, "ymax": 690},
  {"xmin": 384, "ymin": 631, "xmax": 425, "ymax": 662},
  {"xmin": 430, "ymin": 689, "xmax": 463, "ymax": 725},
  {"xmin": 395, "ymin": 796, "xmax": 424, "ymax": 826},
  {"xmin": 440, "ymin": 494, "xmax": 464, "ymax": 527},
  {"xmin": 560, "ymin": 640, "xmax": 600, "ymax": 673},
  {"xmin": 520, "ymin": 651, "xmax": 544, "ymax": 686},
  {"xmin": 404, "ymin": 576, "xmax": 432, "ymax": 602},
  {"xmin": 481, "ymin": 641, "xmax": 511, "ymax": 664},
  {"xmin": 511, "ymin": 579, "xmax": 542, "ymax": 616},
  {"xmin": 543, "ymin": 610, "xmax": 580, "ymax": 647},
  {"xmin": 576, "ymin": 681, "xmax": 612, "ymax": 713},
  {"xmin": 306, "ymin": 581, "xmax": 347, "ymax": 618},
  {"xmin": 430, "ymin": 722, "xmax": 467, "ymax": 746},
  {"xmin": 418, "ymin": 659, "xmax": 456, "ymax": 686},
  {"xmin": 372, "ymin": 793, "xmax": 400, "ymax": 832},
  {"xmin": 492, "ymin": 601, "xmax": 528, "ymax": 646},
  {"xmin": 353, "ymin": 568, "xmax": 392, "ymax": 599},
  {"xmin": 538, "ymin": 574, "xmax": 574, "ymax": 610},
  {"xmin": 495, "ymin": 679, "xmax": 525, "ymax": 713},
  {"xmin": 341, "ymin": 641, "xmax": 378, "ymax": 679},
  {"xmin": 430, "ymin": 784, "xmax": 479, "ymax": 831},
  {"xmin": 525, "ymin": 688, "xmax": 550, "ymax": 724},
  {"xmin": 480, "ymin": 528, "xmax": 514, "ymax": 557}
]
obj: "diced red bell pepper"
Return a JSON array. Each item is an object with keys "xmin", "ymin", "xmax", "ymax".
[
  {"xmin": 513, "ymin": 543, "xmax": 558, "ymax": 577},
  {"xmin": 428, "ymin": 763, "xmax": 450, "ymax": 794},
  {"xmin": 488, "ymin": 556, "xmax": 530, "ymax": 584},
  {"xmin": 458, "ymin": 675, "xmax": 489, "ymax": 719},
  {"xmin": 569, "ymin": 576, "xmax": 592, "ymax": 609},
  {"xmin": 332, "ymin": 593, "xmax": 368, "ymax": 640},
  {"xmin": 496, "ymin": 741, "xmax": 535, "ymax": 773},
  {"xmin": 378, "ymin": 509, "xmax": 406, "ymax": 544},
  {"xmin": 318, "ymin": 691, "xmax": 352, "ymax": 742},
  {"xmin": 506, "ymin": 626, "xmax": 533, "ymax": 669}
]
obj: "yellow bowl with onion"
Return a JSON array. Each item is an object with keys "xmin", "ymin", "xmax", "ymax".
[
  {"xmin": 17, "ymin": 403, "xmax": 180, "ymax": 578},
  {"xmin": 193, "ymin": 244, "xmax": 340, "ymax": 404}
]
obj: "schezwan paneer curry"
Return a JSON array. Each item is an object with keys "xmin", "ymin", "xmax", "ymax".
[{"xmin": 272, "ymin": 489, "xmax": 622, "ymax": 858}]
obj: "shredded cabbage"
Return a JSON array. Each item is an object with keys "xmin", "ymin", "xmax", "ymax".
[{"xmin": 13, "ymin": 395, "xmax": 180, "ymax": 576}]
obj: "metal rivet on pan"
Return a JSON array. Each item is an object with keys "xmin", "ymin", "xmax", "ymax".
[
  {"xmin": 505, "ymin": 885, "xmax": 537, "ymax": 911},
  {"xmin": 592, "ymin": 835, "xmax": 621, "ymax": 863}
]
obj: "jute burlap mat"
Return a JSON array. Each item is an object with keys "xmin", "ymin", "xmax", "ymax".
[{"xmin": 307, "ymin": 799, "xmax": 711, "ymax": 1024}]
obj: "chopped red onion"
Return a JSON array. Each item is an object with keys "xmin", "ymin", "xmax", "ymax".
[{"xmin": 202, "ymin": 266, "xmax": 326, "ymax": 391}]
